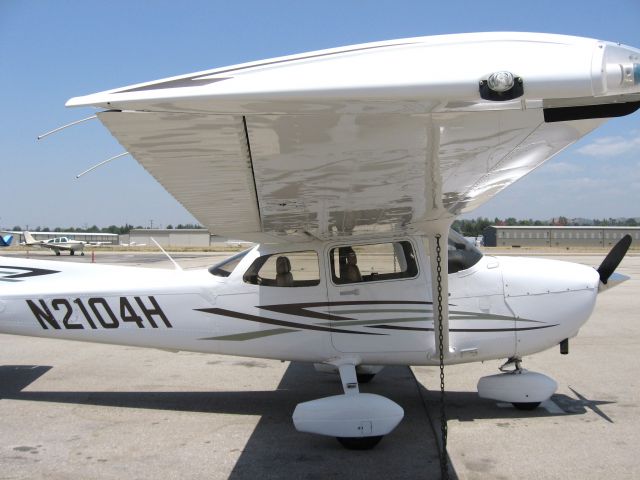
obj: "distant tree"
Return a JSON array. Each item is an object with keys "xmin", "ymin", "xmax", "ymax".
[
  {"xmin": 166, "ymin": 224, "xmax": 174, "ymax": 229},
  {"xmin": 42, "ymin": 227, "xmax": 50, "ymax": 232},
  {"xmin": 11, "ymin": 225, "xmax": 21, "ymax": 231},
  {"xmin": 54, "ymin": 227, "xmax": 62, "ymax": 232},
  {"xmin": 175, "ymin": 223, "xmax": 203, "ymax": 229},
  {"xmin": 118, "ymin": 224, "xmax": 133, "ymax": 234},
  {"xmin": 102, "ymin": 225, "xmax": 120, "ymax": 234},
  {"xmin": 479, "ymin": 217, "xmax": 493, "ymax": 233},
  {"xmin": 453, "ymin": 217, "xmax": 493, "ymax": 237}
]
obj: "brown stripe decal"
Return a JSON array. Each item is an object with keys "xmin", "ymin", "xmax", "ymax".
[
  {"xmin": 258, "ymin": 300, "xmax": 433, "ymax": 321},
  {"xmin": 115, "ymin": 42, "xmax": 417, "ymax": 94},
  {"xmin": 195, "ymin": 307, "xmax": 384, "ymax": 336},
  {"xmin": 367, "ymin": 324, "xmax": 558, "ymax": 333}
]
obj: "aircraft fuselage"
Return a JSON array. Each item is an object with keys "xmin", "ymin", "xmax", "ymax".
[{"xmin": 0, "ymin": 236, "xmax": 600, "ymax": 366}]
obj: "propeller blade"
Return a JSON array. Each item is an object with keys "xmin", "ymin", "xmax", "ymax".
[{"xmin": 597, "ymin": 234, "xmax": 632, "ymax": 284}]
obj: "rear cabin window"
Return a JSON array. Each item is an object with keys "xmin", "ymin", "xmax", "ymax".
[
  {"xmin": 243, "ymin": 251, "xmax": 320, "ymax": 287},
  {"xmin": 330, "ymin": 241, "xmax": 418, "ymax": 284}
]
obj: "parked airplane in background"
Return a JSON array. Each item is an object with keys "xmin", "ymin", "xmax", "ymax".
[
  {"xmin": 0, "ymin": 234, "xmax": 13, "ymax": 247},
  {"xmin": 21, "ymin": 231, "xmax": 86, "ymax": 256},
  {"xmin": 1, "ymin": 33, "xmax": 638, "ymax": 450},
  {"xmin": 119, "ymin": 241, "xmax": 147, "ymax": 247}
]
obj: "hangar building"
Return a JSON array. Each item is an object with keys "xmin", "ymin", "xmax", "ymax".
[
  {"xmin": 123, "ymin": 229, "xmax": 251, "ymax": 248},
  {"xmin": 483, "ymin": 226, "xmax": 640, "ymax": 248},
  {"xmin": 122, "ymin": 229, "xmax": 211, "ymax": 247}
]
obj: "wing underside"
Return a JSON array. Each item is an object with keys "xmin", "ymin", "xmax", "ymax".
[{"xmin": 97, "ymin": 109, "xmax": 603, "ymax": 241}]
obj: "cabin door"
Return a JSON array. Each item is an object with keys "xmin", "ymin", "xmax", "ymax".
[{"xmin": 325, "ymin": 238, "xmax": 432, "ymax": 354}]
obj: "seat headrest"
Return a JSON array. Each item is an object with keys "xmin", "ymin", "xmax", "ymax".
[{"xmin": 276, "ymin": 256, "xmax": 291, "ymax": 274}]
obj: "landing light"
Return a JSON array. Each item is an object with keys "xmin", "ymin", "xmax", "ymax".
[
  {"xmin": 487, "ymin": 71, "xmax": 515, "ymax": 92},
  {"xmin": 479, "ymin": 70, "xmax": 524, "ymax": 101}
]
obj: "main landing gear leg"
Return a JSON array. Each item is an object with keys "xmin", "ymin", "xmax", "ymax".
[
  {"xmin": 334, "ymin": 364, "xmax": 384, "ymax": 450},
  {"xmin": 477, "ymin": 356, "xmax": 558, "ymax": 410}
]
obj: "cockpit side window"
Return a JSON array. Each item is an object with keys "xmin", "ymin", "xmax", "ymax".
[
  {"xmin": 330, "ymin": 241, "xmax": 418, "ymax": 284},
  {"xmin": 243, "ymin": 250, "xmax": 320, "ymax": 287},
  {"xmin": 448, "ymin": 229, "xmax": 483, "ymax": 273},
  {"xmin": 208, "ymin": 249, "xmax": 251, "ymax": 277}
]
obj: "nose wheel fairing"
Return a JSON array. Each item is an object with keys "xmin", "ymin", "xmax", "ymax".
[{"xmin": 478, "ymin": 358, "xmax": 558, "ymax": 410}]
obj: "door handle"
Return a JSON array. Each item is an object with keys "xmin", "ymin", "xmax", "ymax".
[{"xmin": 340, "ymin": 288, "xmax": 360, "ymax": 296}]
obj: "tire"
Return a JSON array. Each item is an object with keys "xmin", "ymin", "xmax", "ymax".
[
  {"xmin": 55, "ymin": 250, "xmax": 60, "ymax": 256},
  {"xmin": 70, "ymin": 250, "xmax": 75, "ymax": 256},
  {"xmin": 336, "ymin": 435, "xmax": 383, "ymax": 450},
  {"xmin": 512, "ymin": 402, "xmax": 541, "ymax": 411}
]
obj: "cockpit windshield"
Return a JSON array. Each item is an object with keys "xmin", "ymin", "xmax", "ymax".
[
  {"xmin": 448, "ymin": 229, "xmax": 483, "ymax": 273},
  {"xmin": 208, "ymin": 248, "xmax": 252, "ymax": 277}
]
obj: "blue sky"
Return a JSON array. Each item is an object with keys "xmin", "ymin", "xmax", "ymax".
[{"xmin": 2, "ymin": 1, "xmax": 639, "ymax": 229}]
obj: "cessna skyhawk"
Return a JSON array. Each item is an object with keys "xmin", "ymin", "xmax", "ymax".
[{"xmin": 0, "ymin": 32, "xmax": 637, "ymax": 449}]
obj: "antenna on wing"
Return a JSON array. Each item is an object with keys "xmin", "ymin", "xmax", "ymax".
[
  {"xmin": 37, "ymin": 115, "xmax": 98, "ymax": 140},
  {"xmin": 75, "ymin": 152, "xmax": 130, "ymax": 179},
  {"xmin": 150, "ymin": 237, "xmax": 183, "ymax": 271}
]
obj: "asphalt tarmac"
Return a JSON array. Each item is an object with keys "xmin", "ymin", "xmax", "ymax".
[{"xmin": 0, "ymin": 250, "xmax": 637, "ymax": 479}]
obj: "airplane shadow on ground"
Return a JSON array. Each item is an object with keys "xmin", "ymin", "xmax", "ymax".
[{"xmin": 0, "ymin": 363, "xmax": 615, "ymax": 480}]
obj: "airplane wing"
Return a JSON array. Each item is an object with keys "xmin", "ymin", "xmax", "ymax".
[
  {"xmin": 38, "ymin": 243, "xmax": 71, "ymax": 251},
  {"xmin": 67, "ymin": 33, "xmax": 640, "ymax": 242}
]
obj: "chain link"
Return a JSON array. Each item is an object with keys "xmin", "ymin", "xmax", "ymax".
[{"xmin": 435, "ymin": 234, "xmax": 449, "ymax": 480}]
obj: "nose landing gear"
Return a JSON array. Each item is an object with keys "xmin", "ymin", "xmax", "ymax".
[{"xmin": 477, "ymin": 356, "xmax": 557, "ymax": 410}]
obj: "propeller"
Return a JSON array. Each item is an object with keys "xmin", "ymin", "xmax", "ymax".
[{"xmin": 597, "ymin": 234, "xmax": 632, "ymax": 284}]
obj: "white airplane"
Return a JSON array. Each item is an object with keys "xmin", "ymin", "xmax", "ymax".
[
  {"xmin": 119, "ymin": 241, "xmax": 147, "ymax": 247},
  {"xmin": 1, "ymin": 33, "xmax": 638, "ymax": 450},
  {"xmin": 21, "ymin": 231, "xmax": 86, "ymax": 256}
]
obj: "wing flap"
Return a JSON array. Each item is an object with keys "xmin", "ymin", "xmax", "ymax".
[{"xmin": 98, "ymin": 111, "xmax": 261, "ymax": 236}]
